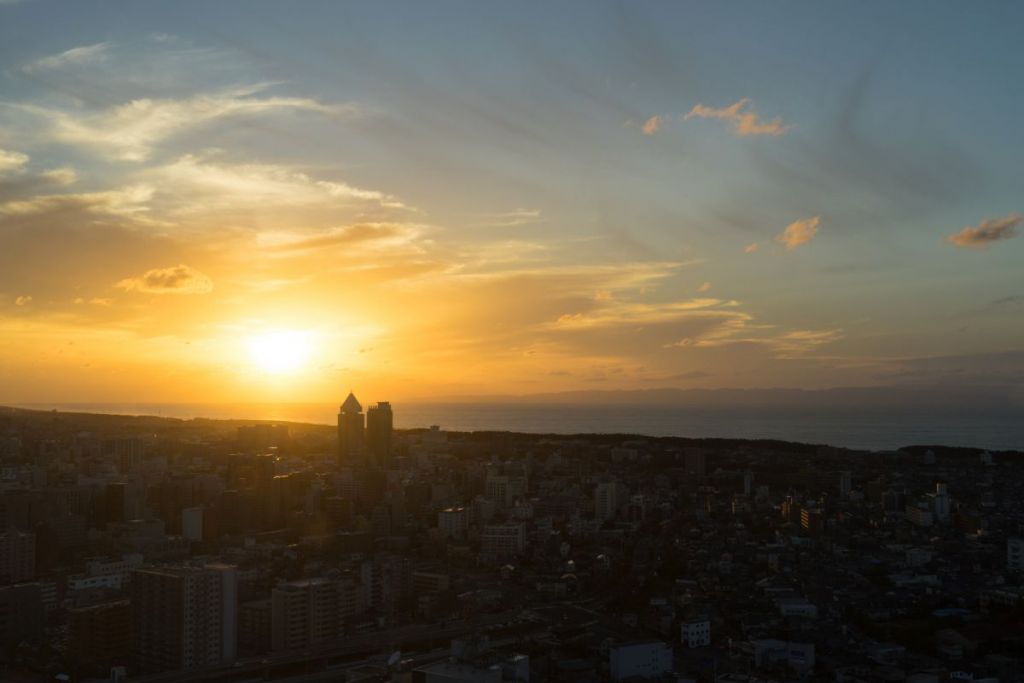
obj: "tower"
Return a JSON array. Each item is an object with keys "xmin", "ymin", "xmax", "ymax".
[
  {"xmin": 337, "ymin": 392, "xmax": 365, "ymax": 464},
  {"xmin": 366, "ymin": 401, "xmax": 394, "ymax": 468}
]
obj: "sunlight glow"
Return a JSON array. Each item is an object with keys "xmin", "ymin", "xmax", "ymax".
[{"xmin": 247, "ymin": 330, "xmax": 314, "ymax": 375}]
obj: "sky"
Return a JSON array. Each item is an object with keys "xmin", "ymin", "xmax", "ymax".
[{"xmin": 0, "ymin": 0, "xmax": 1022, "ymax": 404}]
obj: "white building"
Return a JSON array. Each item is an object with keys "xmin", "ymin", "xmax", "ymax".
[
  {"xmin": 681, "ymin": 618, "xmax": 710, "ymax": 647},
  {"xmin": 609, "ymin": 641, "xmax": 672, "ymax": 682}
]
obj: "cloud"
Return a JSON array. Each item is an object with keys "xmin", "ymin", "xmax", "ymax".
[
  {"xmin": 148, "ymin": 155, "xmax": 404, "ymax": 214},
  {"xmin": 116, "ymin": 264, "xmax": 212, "ymax": 294},
  {"xmin": 775, "ymin": 215, "xmax": 821, "ymax": 250},
  {"xmin": 684, "ymin": 98, "xmax": 790, "ymax": 136},
  {"xmin": 20, "ymin": 85, "xmax": 352, "ymax": 161},
  {"xmin": 0, "ymin": 184, "xmax": 154, "ymax": 218},
  {"xmin": 480, "ymin": 208, "xmax": 543, "ymax": 227},
  {"xmin": 697, "ymin": 281, "xmax": 712, "ymax": 292},
  {"xmin": 945, "ymin": 213, "xmax": 1020, "ymax": 249},
  {"xmin": 0, "ymin": 148, "xmax": 29, "ymax": 172},
  {"xmin": 641, "ymin": 115, "xmax": 665, "ymax": 135},
  {"xmin": 22, "ymin": 42, "xmax": 110, "ymax": 72},
  {"xmin": 744, "ymin": 242, "xmax": 760, "ymax": 253},
  {"xmin": 260, "ymin": 223, "xmax": 420, "ymax": 253},
  {"xmin": 14, "ymin": 295, "xmax": 31, "ymax": 306}
]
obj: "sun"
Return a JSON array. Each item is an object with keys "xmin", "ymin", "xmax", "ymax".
[{"xmin": 247, "ymin": 330, "xmax": 313, "ymax": 375}]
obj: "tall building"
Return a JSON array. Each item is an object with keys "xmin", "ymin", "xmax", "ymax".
[
  {"xmin": 337, "ymin": 392, "xmax": 365, "ymax": 464},
  {"xmin": 68, "ymin": 600, "xmax": 132, "ymax": 675},
  {"xmin": 131, "ymin": 565, "xmax": 238, "ymax": 673},
  {"xmin": 930, "ymin": 482, "xmax": 951, "ymax": 521},
  {"xmin": 366, "ymin": 401, "xmax": 394, "ymax": 467},
  {"xmin": 594, "ymin": 482, "xmax": 620, "ymax": 523},
  {"xmin": 1008, "ymin": 537, "xmax": 1024, "ymax": 572},
  {"xmin": 0, "ymin": 527, "xmax": 35, "ymax": 584},
  {"xmin": 839, "ymin": 471, "xmax": 852, "ymax": 498}
]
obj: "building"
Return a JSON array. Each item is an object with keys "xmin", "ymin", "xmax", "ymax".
[
  {"xmin": 839, "ymin": 471, "xmax": 852, "ymax": 498},
  {"xmin": 906, "ymin": 503, "xmax": 934, "ymax": 527},
  {"xmin": 239, "ymin": 599, "xmax": 271, "ymax": 655},
  {"xmin": 182, "ymin": 506, "xmax": 203, "ymax": 541},
  {"xmin": 929, "ymin": 482, "xmax": 951, "ymax": 521},
  {"xmin": 594, "ymin": 482, "xmax": 620, "ymax": 523},
  {"xmin": 751, "ymin": 639, "xmax": 815, "ymax": 672},
  {"xmin": 130, "ymin": 564, "xmax": 238, "ymax": 673},
  {"xmin": 0, "ymin": 583, "xmax": 44, "ymax": 646},
  {"xmin": 366, "ymin": 401, "xmax": 394, "ymax": 467},
  {"xmin": 271, "ymin": 577, "xmax": 358, "ymax": 652},
  {"xmin": 67, "ymin": 600, "xmax": 131, "ymax": 675},
  {"xmin": 0, "ymin": 527, "xmax": 35, "ymax": 584},
  {"xmin": 337, "ymin": 392, "xmax": 365, "ymax": 464},
  {"xmin": 438, "ymin": 506, "xmax": 469, "ymax": 540},
  {"xmin": 681, "ymin": 617, "xmax": 711, "ymax": 647},
  {"xmin": 485, "ymin": 468, "xmax": 528, "ymax": 507},
  {"xmin": 608, "ymin": 641, "xmax": 672, "ymax": 682},
  {"xmin": 800, "ymin": 507, "xmax": 824, "ymax": 535},
  {"xmin": 480, "ymin": 523, "xmax": 526, "ymax": 558},
  {"xmin": 1008, "ymin": 537, "xmax": 1024, "ymax": 572},
  {"xmin": 412, "ymin": 571, "xmax": 451, "ymax": 594}
]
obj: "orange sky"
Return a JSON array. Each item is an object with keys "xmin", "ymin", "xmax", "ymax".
[{"xmin": 1, "ymin": 3, "xmax": 1022, "ymax": 403}]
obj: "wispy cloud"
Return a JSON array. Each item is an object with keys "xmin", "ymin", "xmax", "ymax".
[
  {"xmin": 259, "ymin": 223, "xmax": 420, "ymax": 254},
  {"xmin": 945, "ymin": 213, "xmax": 1020, "ymax": 249},
  {"xmin": 480, "ymin": 208, "xmax": 543, "ymax": 227},
  {"xmin": 14, "ymin": 295, "xmax": 32, "ymax": 306},
  {"xmin": 19, "ymin": 85, "xmax": 352, "ymax": 161},
  {"xmin": 744, "ymin": 242, "xmax": 760, "ymax": 254},
  {"xmin": 684, "ymin": 98, "xmax": 790, "ymax": 137},
  {"xmin": 0, "ymin": 148, "xmax": 29, "ymax": 172},
  {"xmin": 697, "ymin": 281, "xmax": 712, "ymax": 292},
  {"xmin": 22, "ymin": 42, "xmax": 110, "ymax": 72},
  {"xmin": 116, "ymin": 264, "xmax": 212, "ymax": 294},
  {"xmin": 775, "ymin": 215, "xmax": 821, "ymax": 250}
]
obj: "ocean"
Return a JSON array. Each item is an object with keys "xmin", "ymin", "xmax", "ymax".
[{"xmin": 10, "ymin": 402, "xmax": 1023, "ymax": 452}]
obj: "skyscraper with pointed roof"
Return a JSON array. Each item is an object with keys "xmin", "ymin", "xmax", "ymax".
[{"xmin": 337, "ymin": 392, "xmax": 365, "ymax": 464}]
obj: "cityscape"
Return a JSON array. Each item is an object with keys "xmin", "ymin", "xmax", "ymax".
[
  {"xmin": 1, "ymin": 2, "xmax": 1023, "ymax": 683},
  {"xmin": 0, "ymin": 396, "xmax": 1022, "ymax": 682}
]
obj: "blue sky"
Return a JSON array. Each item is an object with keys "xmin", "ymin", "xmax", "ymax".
[{"xmin": 0, "ymin": 0, "xmax": 1022, "ymax": 401}]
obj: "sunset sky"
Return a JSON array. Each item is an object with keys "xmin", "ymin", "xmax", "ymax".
[{"xmin": 1, "ymin": 1, "xmax": 1022, "ymax": 403}]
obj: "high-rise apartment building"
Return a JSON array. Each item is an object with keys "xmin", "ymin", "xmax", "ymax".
[
  {"xmin": 366, "ymin": 401, "xmax": 394, "ymax": 467},
  {"xmin": 337, "ymin": 392, "xmax": 365, "ymax": 464},
  {"xmin": 0, "ymin": 527, "xmax": 35, "ymax": 584},
  {"xmin": 131, "ymin": 565, "xmax": 238, "ymax": 673},
  {"xmin": 271, "ymin": 577, "xmax": 358, "ymax": 652},
  {"xmin": 594, "ymin": 482, "xmax": 620, "ymax": 523}
]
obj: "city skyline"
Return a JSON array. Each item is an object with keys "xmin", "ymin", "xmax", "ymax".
[{"xmin": 1, "ymin": 1, "xmax": 1023, "ymax": 405}]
